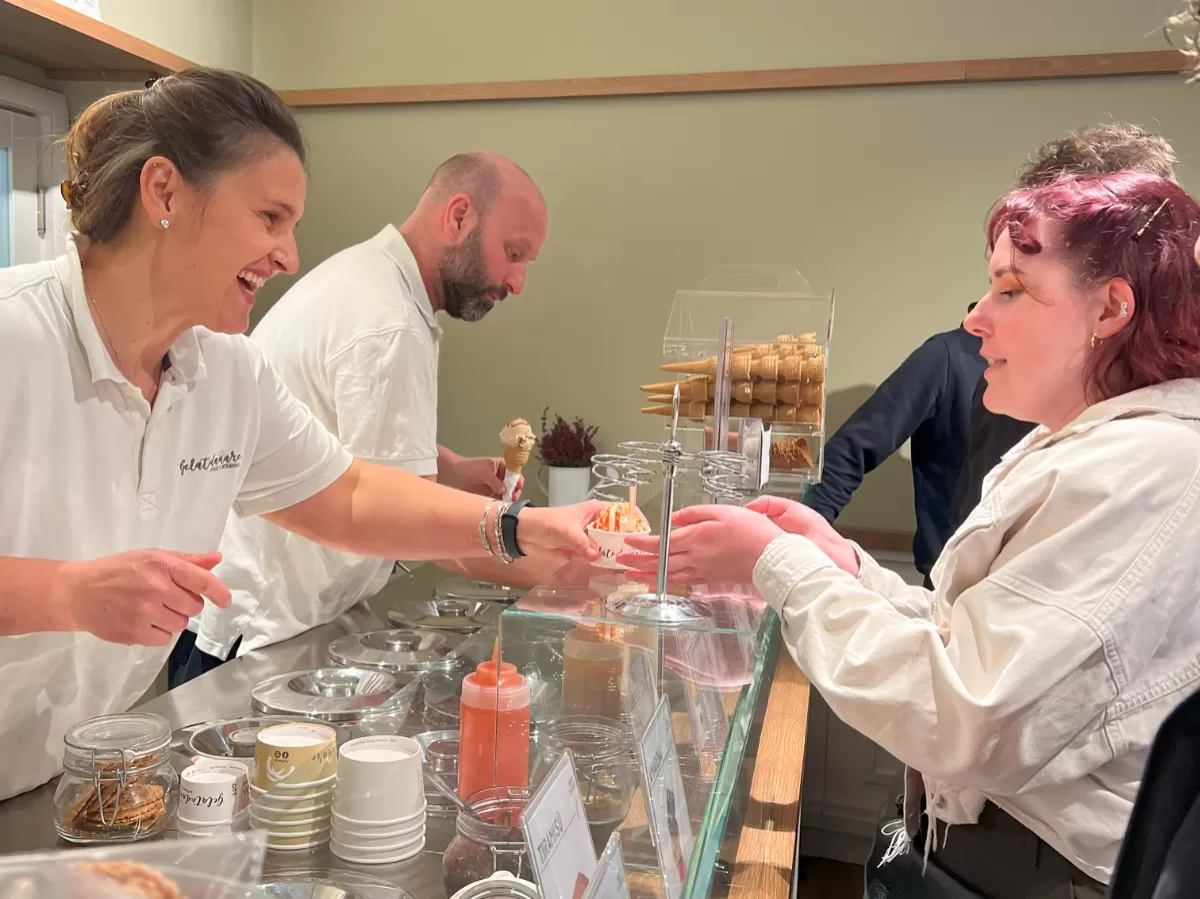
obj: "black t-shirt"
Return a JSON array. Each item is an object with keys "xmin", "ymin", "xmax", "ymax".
[
  {"xmin": 948, "ymin": 375, "xmax": 1035, "ymax": 532},
  {"xmin": 803, "ymin": 326, "xmax": 986, "ymax": 577}
]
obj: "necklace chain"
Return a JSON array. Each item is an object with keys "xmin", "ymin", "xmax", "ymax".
[{"xmin": 82, "ymin": 282, "xmax": 123, "ymax": 374}]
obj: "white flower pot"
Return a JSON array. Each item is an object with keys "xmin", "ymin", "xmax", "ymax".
[{"xmin": 537, "ymin": 466, "xmax": 593, "ymax": 507}]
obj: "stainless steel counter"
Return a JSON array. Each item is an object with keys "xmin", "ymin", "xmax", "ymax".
[{"xmin": 0, "ymin": 564, "xmax": 459, "ymax": 899}]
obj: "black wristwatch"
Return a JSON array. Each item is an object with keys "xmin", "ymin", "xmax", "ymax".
[{"xmin": 501, "ymin": 499, "xmax": 534, "ymax": 560}]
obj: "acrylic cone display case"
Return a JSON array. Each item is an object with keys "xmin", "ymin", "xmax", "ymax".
[{"xmin": 644, "ymin": 265, "xmax": 835, "ymax": 494}]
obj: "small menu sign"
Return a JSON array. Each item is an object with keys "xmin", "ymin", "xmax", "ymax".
[
  {"xmin": 582, "ymin": 832, "xmax": 632, "ymax": 899},
  {"xmin": 637, "ymin": 695, "xmax": 695, "ymax": 899},
  {"xmin": 521, "ymin": 750, "xmax": 598, "ymax": 899}
]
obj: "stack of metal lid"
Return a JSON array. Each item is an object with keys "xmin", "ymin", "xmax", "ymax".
[
  {"xmin": 250, "ymin": 667, "xmax": 414, "ymax": 725},
  {"xmin": 327, "ymin": 628, "xmax": 465, "ymax": 674}
]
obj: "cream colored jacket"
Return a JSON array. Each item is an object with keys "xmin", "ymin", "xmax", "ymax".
[{"xmin": 753, "ymin": 380, "xmax": 1200, "ymax": 884}]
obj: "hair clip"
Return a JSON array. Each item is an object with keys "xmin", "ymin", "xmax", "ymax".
[
  {"xmin": 1134, "ymin": 198, "xmax": 1170, "ymax": 240},
  {"xmin": 60, "ymin": 180, "xmax": 73, "ymax": 207}
]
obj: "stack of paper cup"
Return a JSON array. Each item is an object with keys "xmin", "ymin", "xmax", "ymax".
[
  {"xmin": 177, "ymin": 761, "xmax": 250, "ymax": 837},
  {"xmin": 331, "ymin": 735, "xmax": 426, "ymax": 864},
  {"xmin": 249, "ymin": 722, "xmax": 338, "ymax": 851}
]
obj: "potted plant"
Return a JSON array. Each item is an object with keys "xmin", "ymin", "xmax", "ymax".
[{"xmin": 536, "ymin": 408, "xmax": 599, "ymax": 506}]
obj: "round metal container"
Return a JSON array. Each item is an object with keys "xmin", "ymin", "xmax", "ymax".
[
  {"xmin": 387, "ymin": 597, "xmax": 503, "ymax": 634},
  {"xmin": 327, "ymin": 628, "xmax": 465, "ymax": 674},
  {"xmin": 433, "ymin": 576, "xmax": 523, "ymax": 605},
  {"xmin": 250, "ymin": 667, "xmax": 414, "ymax": 725},
  {"xmin": 172, "ymin": 716, "xmax": 335, "ymax": 762}
]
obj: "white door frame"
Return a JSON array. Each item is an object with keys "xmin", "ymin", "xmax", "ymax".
[{"xmin": 0, "ymin": 75, "xmax": 70, "ymax": 262}]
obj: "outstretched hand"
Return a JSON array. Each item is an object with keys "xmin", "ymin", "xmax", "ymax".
[
  {"xmin": 619, "ymin": 503, "xmax": 784, "ymax": 587},
  {"xmin": 746, "ymin": 495, "xmax": 858, "ymax": 576}
]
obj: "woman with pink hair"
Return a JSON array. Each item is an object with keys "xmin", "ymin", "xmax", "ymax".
[{"xmin": 623, "ymin": 171, "xmax": 1200, "ymax": 897}]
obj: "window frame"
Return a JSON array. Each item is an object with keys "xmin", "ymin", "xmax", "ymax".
[{"xmin": 0, "ymin": 75, "xmax": 70, "ymax": 263}]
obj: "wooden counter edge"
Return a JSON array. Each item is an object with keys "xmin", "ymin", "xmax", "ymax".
[{"xmin": 728, "ymin": 650, "xmax": 811, "ymax": 899}]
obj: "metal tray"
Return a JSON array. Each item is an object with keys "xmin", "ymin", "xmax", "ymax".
[
  {"xmin": 327, "ymin": 629, "xmax": 464, "ymax": 674},
  {"xmin": 250, "ymin": 668, "xmax": 415, "ymax": 725},
  {"xmin": 387, "ymin": 598, "xmax": 503, "ymax": 634}
]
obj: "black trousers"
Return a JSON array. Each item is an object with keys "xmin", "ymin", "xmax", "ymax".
[
  {"xmin": 167, "ymin": 631, "xmax": 240, "ymax": 690},
  {"xmin": 865, "ymin": 802, "xmax": 1106, "ymax": 899}
]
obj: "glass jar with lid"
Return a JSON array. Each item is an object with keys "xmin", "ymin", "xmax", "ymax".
[
  {"xmin": 532, "ymin": 716, "xmax": 636, "ymax": 851},
  {"xmin": 448, "ymin": 871, "xmax": 540, "ymax": 899},
  {"xmin": 442, "ymin": 786, "xmax": 535, "ymax": 896},
  {"xmin": 53, "ymin": 712, "xmax": 178, "ymax": 843}
]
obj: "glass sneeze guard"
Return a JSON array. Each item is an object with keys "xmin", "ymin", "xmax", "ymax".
[{"xmin": 496, "ymin": 583, "xmax": 781, "ymax": 899}]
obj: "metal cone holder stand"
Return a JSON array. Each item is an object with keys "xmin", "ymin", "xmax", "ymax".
[{"xmin": 588, "ymin": 318, "xmax": 769, "ymax": 717}]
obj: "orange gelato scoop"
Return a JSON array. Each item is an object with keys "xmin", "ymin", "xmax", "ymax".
[{"xmin": 591, "ymin": 501, "xmax": 650, "ymax": 534}]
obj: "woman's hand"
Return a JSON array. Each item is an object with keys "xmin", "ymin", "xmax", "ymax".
[
  {"xmin": 619, "ymin": 504, "xmax": 784, "ymax": 586},
  {"xmin": 518, "ymin": 500, "xmax": 606, "ymax": 562},
  {"xmin": 746, "ymin": 496, "xmax": 859, "ymax": 576},
  {"xmin": 443, "ymin": 455, "xmax": 511, "ymax": 499},
  {"xmin": 50, "ymin": 550, "xmax": 233, "ymax": 646}
]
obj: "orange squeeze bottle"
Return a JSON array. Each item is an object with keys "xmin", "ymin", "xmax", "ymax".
[{"xmin": 457, "ymin": 640, "xmax": 531, "ymax": 800}]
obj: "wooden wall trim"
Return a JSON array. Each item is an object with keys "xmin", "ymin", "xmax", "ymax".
[{"xmin": 278, "ymin": 49, "xmax": 1183, "ymax": 109}]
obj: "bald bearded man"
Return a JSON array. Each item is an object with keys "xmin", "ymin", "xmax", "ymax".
[{"xmin": 172, "ymin": 152, "xmax": 555, "ymax": 685}]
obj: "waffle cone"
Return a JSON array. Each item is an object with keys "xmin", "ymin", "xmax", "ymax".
[
  {"xmin": 503, "ymin": 445, "xmax": 531, "ymax": 473},
  {"xmin": 639, "ymin": 376, "xmax": 711, "ymax": 402},
  {"xmin": 771, "ymin": 436, "xmax": 815, "ymax": 471},
  {"xmin": 778, "ymin": 382, "xmax": 822, "ymax": 405}
]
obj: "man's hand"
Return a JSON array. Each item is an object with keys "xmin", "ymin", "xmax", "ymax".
[
  {"xmin": 51, "ymin": 550, "xmax": 232, "ymax": 646},
  {"xmin": 442, "ymin": 455, "xmax": 511, "ymax": 499}
]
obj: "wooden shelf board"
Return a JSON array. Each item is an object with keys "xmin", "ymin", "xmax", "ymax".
[
  {"xmin": 278, "ymin": 49, "xmax": 1183, "ymax": 108},
  {"xmin": 729, "ymin": 652, "xmax": 811, "ymax": 899},
  {"xmin": 0, "ymin": 0, "xmax": 192, "ymax": 81}
]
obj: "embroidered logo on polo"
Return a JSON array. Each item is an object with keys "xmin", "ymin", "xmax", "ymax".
[{"xmin": 179, "ymin": 450, "xmax": 242, "ymax": 476}]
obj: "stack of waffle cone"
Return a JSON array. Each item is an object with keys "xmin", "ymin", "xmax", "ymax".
[
  {"xmin": 641, "ymin": 380, "xmax": 821, "ymax": 407},
  {"xmin": 641, "ymin": 400, "xmax": 822, "ymax": 425},
  {"xmin": 660, "ymin": 352, "xmax": 824, "ymax": 383},
  {"xmin": 732, "ymin": 333, "xmax": 821, "ymax": 360},
  {"xmin": 771, "ymin": 437, "xmax": 815, "ymax": 471}
]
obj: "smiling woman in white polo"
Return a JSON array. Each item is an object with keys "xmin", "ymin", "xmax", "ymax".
[{"xmin": 0, "ymin": 67, "xmax": 598, "ymax": 801}]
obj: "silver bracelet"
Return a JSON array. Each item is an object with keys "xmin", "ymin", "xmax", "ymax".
[
  {"xmin": 495, "ymin": 501, "xmax": 514, "ymax": 564},
  {"xmin": 479, "ymin": 501, "xmax": 500, "ymax": 556}
]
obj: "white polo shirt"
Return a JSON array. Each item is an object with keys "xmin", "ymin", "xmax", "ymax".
[
  {"xmin": 0, "ymin": 237, "xmax": 353, "ymax": 800},
  {"xmin": 196, "ymin": 225, "xmax": 443, "ymax": 658}
]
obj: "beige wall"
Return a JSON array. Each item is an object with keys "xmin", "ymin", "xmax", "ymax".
[
  {"xmin": 252, "ymin": 0, "xmax": 1178, "ymax": 88},
  {"xmin": 98, "ymin": 0, "xmax": 253, "ymax": 72},
  {"xmin": 247, "ymin": 1, "xmax": 1196, "ymax": 531},
  {"xmin": 6, "ymin": 2, "xmax": 1195, "ymax": 532},
  {"xmin": 1, "ymin": 0, "xmax": 252, "ymax": 122}
]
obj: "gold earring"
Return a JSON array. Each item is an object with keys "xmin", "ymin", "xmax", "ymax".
[{"xmin": 1091, "ymin": 334, "xmax": 1102, "ymax": 349}]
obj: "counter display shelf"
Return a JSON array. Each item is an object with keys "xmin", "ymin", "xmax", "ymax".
[{"xmin": 0, "ymin": 565, "xmax": 804, "ymax": 899}]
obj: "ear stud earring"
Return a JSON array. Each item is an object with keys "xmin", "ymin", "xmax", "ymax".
[{"xmin": 160, "ymin": 219, "xmax": 170, "ymax": 230}]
